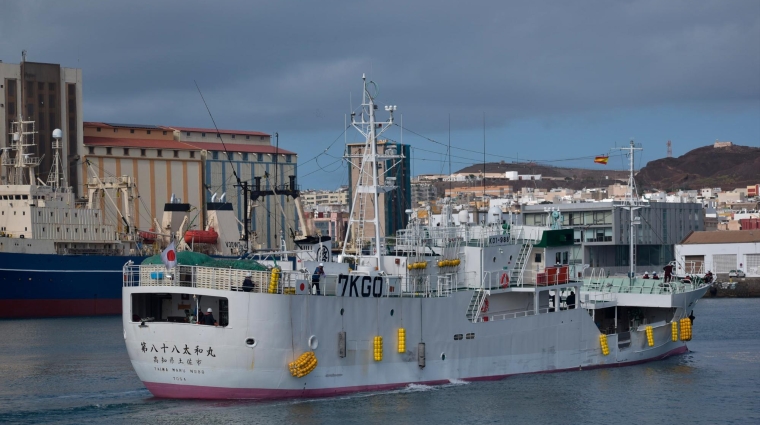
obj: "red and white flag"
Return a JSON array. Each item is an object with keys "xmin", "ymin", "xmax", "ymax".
[{"xmin": 161, "ymin": 241, "xmax": 177, "ymax": 270}]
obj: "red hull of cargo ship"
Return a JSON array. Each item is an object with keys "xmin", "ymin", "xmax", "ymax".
[{"xmin": 0, "ymin": 299, "xmax": 121, "ymax": 319}]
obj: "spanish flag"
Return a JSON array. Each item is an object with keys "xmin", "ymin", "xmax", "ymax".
[{"xmin": 594, "ymin": 155, "xmax": 609, "ymax": 165}]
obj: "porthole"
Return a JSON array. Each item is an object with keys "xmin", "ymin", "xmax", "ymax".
[
  {"xmin": 492, "ymin": 256, "xmax": 496, "ymax": 262},
  {"xmin": 390, "ymin": 309, "xmax": 394, "ymax": 316},
  {"xmin": 340, "ymin": 308, "xmax": 344, "ymax": 316},
  {"xmin": 245, "ymin": 338, "xmax": 257, "ymax": 348},
  {"xmin": 454, "ymin": 334, "xmax": 463, "ymax": 340},
  {"xmin": 441, "ymin": 353, "xmax": 446, "ymax": 361},
  {"xmin": 308, "ymin": 335, "xmax": 319, "ymax": 350}
]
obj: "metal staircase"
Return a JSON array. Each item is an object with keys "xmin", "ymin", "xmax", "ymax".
[
  {"xmin": 466, "ymin": 288, "xmax": 488, "ymax": 322},
  {"xmin": 509, "ymin": 242, "xmax": 532, "ymax": 286}
]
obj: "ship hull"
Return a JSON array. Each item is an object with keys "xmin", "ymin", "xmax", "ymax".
[
  {"xmin": 0, "ymin": 252, "xmax": 146, "ymax": 318},
  {"xmin": 123, "ymin": 285, "xmax": 706, "ymax": 399},
  {"xmin": 140, "ymin": 345, "xmax": 688, "ymax": 399}
]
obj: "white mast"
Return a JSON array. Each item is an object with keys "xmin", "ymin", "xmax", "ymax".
[
  {"xmin": 3, "ymin": 51, "xmax": 41, "ymax": 186},
  {"xmin": 47, "ymin": 128, "xmax": 65, "ymax": 189},
  {"xmin": 613, "ymin": 139, "xmax": 642, "ymax": 284},
  {"xmin": 342, "ymin": 75, "xmax": 400, "ymax": 271}
]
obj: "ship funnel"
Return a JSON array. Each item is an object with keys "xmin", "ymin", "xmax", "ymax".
[
  {"xmin": 220, "ymin": 192, "xmax": 226, "ymax": 203},
  {"xmin": 211, "ymin": 193, "xmax": 217, "ymax": 202}
]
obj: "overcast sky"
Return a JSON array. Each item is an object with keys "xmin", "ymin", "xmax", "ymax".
[{"xmin": 2, "ymin": 0, "xmax": 758, "ymax": 189}]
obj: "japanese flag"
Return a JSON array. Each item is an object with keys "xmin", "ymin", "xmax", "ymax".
[{"xmin": 161, "ymin": 241, "xmax": 177, "ymax": 270}]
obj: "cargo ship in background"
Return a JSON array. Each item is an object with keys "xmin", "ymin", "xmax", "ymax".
[
  {"xmin": 0, "ymin": 117, "xmax": 152, "ymax": 318},
  {"xmin": 122, "ymin": 76, "xmax": 709, "ymax": 399},
  {"xmin": 0, "ymin": 117, "xmax": 328, "ymax": 319}
]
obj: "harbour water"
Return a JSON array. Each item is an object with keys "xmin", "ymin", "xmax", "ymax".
[{"xmin": 1, "ymin": 298, "xmax": 758, "ymax": 425}]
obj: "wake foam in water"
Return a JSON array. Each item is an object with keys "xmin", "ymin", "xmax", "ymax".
[{"xmin": 402, "ymin": 384, "xmax": 435, "ymax": 392}]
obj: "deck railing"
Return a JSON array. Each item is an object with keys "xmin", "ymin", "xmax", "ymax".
[{"xmin": 123, "ymin": 264, "xmax": 466, "ymax": 298}]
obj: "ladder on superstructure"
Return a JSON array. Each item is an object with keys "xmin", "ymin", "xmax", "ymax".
[{"xmin": 509, "ymin": 241, "xmax": 532, "ymax": 287}]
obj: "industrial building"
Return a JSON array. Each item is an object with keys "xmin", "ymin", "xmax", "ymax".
[
  {"xmin": 522, "ymin": 201, "xmax": 704, "ymax": 273},
  {"xmin": 676, "ymin": 231, "xmax": 760, "ymax": 277},
  {"xmin": 82, "ymin": 122, "xmax": 298, "ymax": 250}
]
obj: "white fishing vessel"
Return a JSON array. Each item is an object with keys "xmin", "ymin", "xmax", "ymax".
[{"xmin": 122, "ymin": 77, "xmax": 708, "ymax": 399}]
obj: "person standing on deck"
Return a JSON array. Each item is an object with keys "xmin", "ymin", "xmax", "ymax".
[
  {"xmin": 242, "ymin": 272, "xmax": 254, "ymax": 292},
  {"xmin": 663, "ymin": 264, "xmax": 674, "ymax": 283},
  {"xmin": 312, "ymin": 263, "xmax": 325, "ymax": 295},
  {"xmin": 566, "ymin": 290, "xmax": 576, "ymax": 309}
]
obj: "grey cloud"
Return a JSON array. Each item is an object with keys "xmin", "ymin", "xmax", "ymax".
[{"xmin": 1, "ymin": 0, "xmax": 757, "ymax": 133}]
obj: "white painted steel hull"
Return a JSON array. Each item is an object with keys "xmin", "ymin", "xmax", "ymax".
[{"xmin": 123, "ymin": 284, "xmax": 707, "ymax": 399}]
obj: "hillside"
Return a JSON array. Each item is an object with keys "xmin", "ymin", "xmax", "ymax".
[
  {"xmin": 443, "ymin": 143, "xmax": 759, "ymax": 193},
  {"xmin": 453, "ymin": 162, "xmax": 629, "ymax": 190},
  {"xmin": 636, "ymin": 144, "xmax": 760, "ymax": 191}
]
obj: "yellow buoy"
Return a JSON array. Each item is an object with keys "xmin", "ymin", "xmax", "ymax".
[
  {"xmin": 646, "ymin": 326, "xmax": 654, "ymax": 347},
  {"xmin": 288, "ymin": 351, "xmax": 318, "ymax": 378},
  {"xmin": 599, "ymin": 334, "xmax": 610, "ymax": 356},
  {"xmin": 671, "ymin": 321, "xmax": 678, "ymax": 342},
  {"xmin": 268, "ymin": 268, "xmax": 281, "ymax": 293},
  {"xmin": 373, "ymin": 336, "xmax": 383, "ymax": 361},
  {"xmin": 397, "ymin": 328, "xmax": 406, "ymax": 353}
]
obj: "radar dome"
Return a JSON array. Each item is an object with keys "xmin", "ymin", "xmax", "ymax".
[
  {"xmin": 457, "ymin": 210, "xmax": 469, "ymax": 225},
  {"xmin": 52, "ymin": 129, "xmax": 63, "ymax": 139}
]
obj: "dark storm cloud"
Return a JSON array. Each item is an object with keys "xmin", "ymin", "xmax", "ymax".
[{"xmin": 1, "ymin": 0, "xmax": 758, "ymax": 133}]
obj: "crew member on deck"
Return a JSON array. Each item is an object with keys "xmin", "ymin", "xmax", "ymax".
[
  {"xmin": 663, "ymin": 264, "xmax": 674, "ymax": 283},
  {"xmin": 642, "ymin": 271, "xmax": 650, "ymax": 279},
  {"xmin": 652, "ymin": 271, "xmax": 659, "ymax": 280},
  {"xmin": 312, "ymin": 263, "xmax": 325, "ymax": 295},
  {"xmin": 243, "ymin": 272, "xmax": 254, "ymax": 292},
  {"xmin": 566, "ymin": 290, "xmax": 576, "ymax": 309},
  {"xmin": 203, "ymin": 308, "xmax": 217, "ymax": 326}
]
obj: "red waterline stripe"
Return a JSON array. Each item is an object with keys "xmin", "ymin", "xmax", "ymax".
[
  {"xmin": 142, "ymin": 345, "xmax": 689, "ymax": 400},
  {"xmin": 0, "ymin": 299, "xmax": 121, "ymax": 319}
]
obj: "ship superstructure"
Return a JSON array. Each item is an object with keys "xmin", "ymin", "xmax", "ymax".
[{"xmin": 122, "ymin": 77, "xmax": 708, "ymax": 399}]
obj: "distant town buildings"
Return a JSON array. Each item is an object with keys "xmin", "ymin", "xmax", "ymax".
[
  {"xmin": 411, "ymin": 181, "xmax": 438, "ymax": 207},
  {"xmin": 300, "ymin": 187, "xmax": 349, "ymax": 207}
]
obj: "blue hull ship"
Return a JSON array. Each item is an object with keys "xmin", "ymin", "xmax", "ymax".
[{"xmin": 0, "ymin": 252, "xmax": 148, "ymax": 318}]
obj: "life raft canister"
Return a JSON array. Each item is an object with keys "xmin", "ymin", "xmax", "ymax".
[{"xmin": 500, "ymin": 272, "xmax": 510, "ymax": 288}]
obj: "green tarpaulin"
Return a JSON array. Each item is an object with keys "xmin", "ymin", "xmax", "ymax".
[{"xmin": 141, "ymin": 251, "xmax": 267, "ymax": 271}]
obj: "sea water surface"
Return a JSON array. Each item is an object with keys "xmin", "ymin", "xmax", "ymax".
[{"xmin": 1, "ymin": 298, "xmax": 759, "ymax": 425}]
